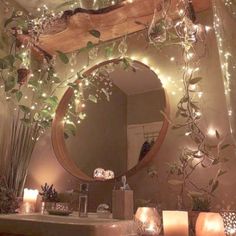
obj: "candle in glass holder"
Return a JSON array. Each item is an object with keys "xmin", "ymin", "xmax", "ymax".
[
  {"xmin": 22, "ymin": 188, "xmax": 39, "ymax": 213},
  {"xmin": 221, "ymin": 211, "xmax": 236, "ymax": 236},
  {"xmin": 93, "ymin": 168, "xmax": 105, "ymax": 180},
  {"xmin": 135, "ymin": 207, "xmax": 162, "ymax": 235},
  {"xmin": 163, "ymin": 210, "xmax": 189, "ymax": 236},
  {"xmin": 195, "ymin": 212, "xmax": 225, "ymax": 236}
]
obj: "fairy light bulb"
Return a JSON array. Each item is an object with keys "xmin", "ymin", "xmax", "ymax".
[{"xmin": 207, "ymin": 128, "xmax": 216, "ymax": 136}]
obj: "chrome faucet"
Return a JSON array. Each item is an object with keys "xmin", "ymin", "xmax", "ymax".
[{"xmin": 78, "ymin": 183, "xmax": 89, "ymax": 217}]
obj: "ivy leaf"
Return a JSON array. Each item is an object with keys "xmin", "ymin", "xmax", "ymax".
[
  {"xmin": 122, "ymin": 58, "xmax": 131, "ymax": 70},
  {"xmin": 56, "ymin": 50, "xmax": 69, "ymax": 64},
  {"xmin": 189, "ymin": 77, "xmax": 202, "ymax": 84},
  {"xmin": 135, "ymin": 21, "xmax": 145, "ymax": 25},
  {"xmin": 4, "ymin": 11, "xmax": 16, "ymax": 27},
  {"xmin": 215, "ymin": 130, "xmax": 220, "ymax": 139},
  {"xmin": 211, "ymin": 180, "xmax": 219, "ymax": 193},
  {"xmin": 171, "ymin": 125, "xmax": 182, "ymax": 130},
  {"xmin": 52, "ymin": 77, "xmax": 61, "ymax": 83},
  {"xmin": 212, "ymin": 158, "xmax": 219, "ymax": 165},
  {"xmin": 87, "ymin": 41, "xmax": 94, "ymax": 49},
  {"xmin": 0, "ymin": 59, "xmax": 8, "ymax": 69},
  {"xmin": 16, "ymin": 91, "xmax": 23, "ymax": 101},
  {"xmin": 28, "ymin": 79, "xmax": 38, "ymax": 88},
  {"xmin": 56, "ymin": 0, "xmax": 75, "ymax": 9},
  {"xmin": 45, "ymin": 96, "xmax": 58, "ymax": 108},
  {"xmin": 68, "ymin": 82, "xmax": 78, "ymax": 90},
  {"xmin": 188, "ymin": 191, "xmax": 204, "ymax": 197},
  {"xmin": 105, "ymin": 46, "xmax": 114, "ymax": 58},
  {"xmin": 19, "ymin": 105, "xmax": 31, "ymax": 114},
  {"xmin": 64, "ymin": 132, "xmax": 69, "ymax": 139},
  {"xmin": 39, "ymin": 110, "xmax": 51, "ymax": 119},
  {"xmin": 5, "ymin": 76, "xmax": 16, "ymax": 92},
  {"xmin": 217, "ymin": 169, "xmax": 227, "ymax": 177},
  {"xmin": 221, "ymin": 144, "xmax": 231, "ymax": 150},
  {"xmin": 89, "ymin": 29, "xmax": 101, "ymax": 38},
  {"xmin": 88, "ymin": 94, "xmax": 97, "ymax": 103},
  {"xmin": 208, "ymin": 178, "xmax": 213, "ymax": 186},
  {"xmin": 190, "ymin": 102, "xmax": 199, "ymax": 111},
  {"xmin": 101, "ymin": 88, "xmax": 110, "ymax": 101},
  {"xmin": 168, "ymin": 179, "xmax": 184, "ymax": 185},
  {"xmin": 65, "ymin": 122, "xmax": 76, "ymax": 136},
  {"xmin": 20, "ymin": 118, "xmax": 31, "ymax": 126},
  {"xmin": 4, "ymin": 55, "xmax": 15, "ymax": 67}
]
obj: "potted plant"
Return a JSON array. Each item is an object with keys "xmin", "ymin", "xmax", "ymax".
[
  {"xmin": 0, "ymin": 178, "xmax": 19, "ymax": 214},
  {"xmin": 39, "ymin": 183, "xmax": 58, "ymax": 213}
]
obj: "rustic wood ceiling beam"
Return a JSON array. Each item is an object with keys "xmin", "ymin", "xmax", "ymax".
[{"xmin": 26, "ymin": 0, "xmax": 211, "ymax": 57}]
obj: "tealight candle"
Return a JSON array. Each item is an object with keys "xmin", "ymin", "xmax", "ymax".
[
  {"xmin": 163, "ymin": 210, "xmax": 189, "ymax": 236},
  {"xmin": 22, "ymin": 188, "xmax": 39, "ymax": 213}
]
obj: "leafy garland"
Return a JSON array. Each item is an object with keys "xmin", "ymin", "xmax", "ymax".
[{"xmin": 0, "ymin": 0, "xmax": 233, "ymax": 206}]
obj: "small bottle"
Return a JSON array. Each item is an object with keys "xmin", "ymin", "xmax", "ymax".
[{"xmin": 78, "ymin": 183, "xmax": 89, "ymax": 217}]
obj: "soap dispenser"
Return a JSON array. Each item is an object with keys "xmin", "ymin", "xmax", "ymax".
[
  {"xmin": 112, "ymin": 176, "xmax": 134, "ymax": 220},
  {"xmin": 78, "ymin": 183, "xmax": 89, "ymax": 217}
]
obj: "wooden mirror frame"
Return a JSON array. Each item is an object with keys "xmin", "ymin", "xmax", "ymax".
[{"xmin": 51, "ymin": 58, "xmax": 170, "ymax": 182}]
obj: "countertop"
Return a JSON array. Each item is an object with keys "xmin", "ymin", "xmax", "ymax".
[{"xmin": 0, "ymin": 213, "xmax": 137, "ymax": 236}]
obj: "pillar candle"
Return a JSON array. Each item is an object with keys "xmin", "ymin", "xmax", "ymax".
[
  {"xmin": 22, "ymin": 188, "xmax": 39, "ymax": 213},
  {"xmin": 163, "ymin": 210, "xmax": 189, "ymax": 236}
]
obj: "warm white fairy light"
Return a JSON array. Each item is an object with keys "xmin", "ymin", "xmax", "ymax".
[
  {"xmin": 213, "ymin": 1, "xmax": 236, "ymax": 140},
  {"xmin": 207, "ymin": 128, "xmax": 216, "ymax": 136}
]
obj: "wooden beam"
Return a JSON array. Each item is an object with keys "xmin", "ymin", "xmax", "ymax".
[{"xmin": 36, "ymin": 0, "xmax": 210, "ymax": 55}]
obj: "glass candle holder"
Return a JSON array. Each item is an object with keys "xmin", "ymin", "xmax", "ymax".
[
  {"xmin": 135, "ymin": 207, "xmax": 162, "ymax": 236},
  {"xmin": 195, "ymin": 212, "xmax": 225, "ymax": 236},
  {"xmin": 221, "ymin": 211, "xmax": 236, "ymax": 236},
  {"xmin": 104, "ymin": 170, "xmax": 114, "ymax": 180},
  {"xmin": 93, "ymin": 168, "xmax": 105, "ymax": 180}
]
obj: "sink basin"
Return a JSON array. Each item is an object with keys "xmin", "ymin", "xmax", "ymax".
[
  {"xmin": 4, "ymin": 212, "xmax": 115, "ymax": 224},
  {"xmin": 0, "ymin": 213, "xmax": 137, "ymax": 236}
]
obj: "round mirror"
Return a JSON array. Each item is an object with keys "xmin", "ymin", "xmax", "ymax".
[{"xmin": 52, "ymin": 59, "xmax": 169, "ymax": 182}]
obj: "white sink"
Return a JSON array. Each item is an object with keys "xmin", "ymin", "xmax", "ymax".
[
  {"xmin": 5, "ymin": 212, "xmax": 115, "ymax": 224},
  {"xmin": 0, "ymin": 213, "xmax": 137, "ymax": 236}
]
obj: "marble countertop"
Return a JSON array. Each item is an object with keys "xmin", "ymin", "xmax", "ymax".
[{"xmin": 0, "ymin": 213, "xmax": 137, "ymax": 236}]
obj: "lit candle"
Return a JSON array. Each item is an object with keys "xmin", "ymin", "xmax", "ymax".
[
  {"xmin": 135, "ymin": 207, "xmax": 162, "ymax": 235},
  {"xmin": 93, "ymin": 168, "xmax": 105, "ymax": 180},
  {"xmin": 195, "ymin": 212, "xmax": 225, "ymax": 236},
  {"xmin": 22, "ymin": 188, "xmax": 39, "ymax": 213},
  {"xmin": 163, "ymin": 211, "xmax": 189, "ymax": 236}
]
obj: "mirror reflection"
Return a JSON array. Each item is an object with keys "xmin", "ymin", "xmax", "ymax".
[{"xmin": 65, "ymin": 62, "xmax": 166, "ymax": 179}]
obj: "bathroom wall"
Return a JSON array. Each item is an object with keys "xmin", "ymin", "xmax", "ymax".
[{"xmin": 21, "ymin": 8, "xmax": 236, "ymax": 211}]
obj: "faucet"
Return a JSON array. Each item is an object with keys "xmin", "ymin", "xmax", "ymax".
[{"xmin": 78, "ymin": 183, "xmax": 89, "ymax": 217}]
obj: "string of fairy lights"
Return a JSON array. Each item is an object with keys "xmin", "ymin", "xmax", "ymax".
[
  {"xmin": 213, "ymin": 0, "xmax": 236, "ymax": 140},
  {"xmin": 224, "ymin": 0, "xmax": 236, "ymax": 18}
]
